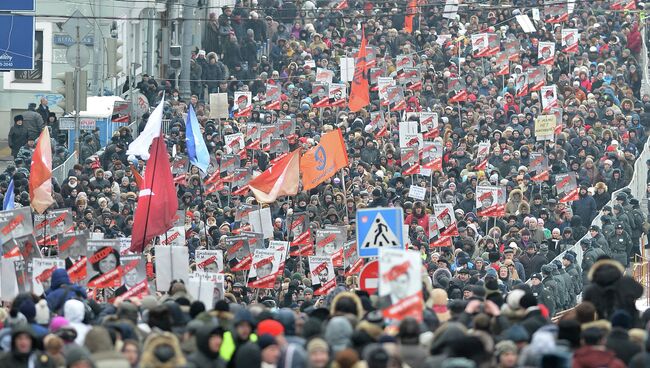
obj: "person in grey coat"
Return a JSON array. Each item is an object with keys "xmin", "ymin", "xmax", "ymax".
[{"xmin": 22, "ymin": 103, "xmax": 44, "ymax": 140}]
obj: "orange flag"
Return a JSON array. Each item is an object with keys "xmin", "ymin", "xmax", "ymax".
[
  {"xmin": 29, "ymin": 128, "xmax": 55, "ymax": 213},
  {"xmin": 130, "ymin": 164, "xmax": 144, "ymax": 190},
  {"xmin": 249, "ymin": 149, "xmax": 300, "ymax": 203},
  {"xmin": 404, "ymin": 0, "xmax": 417, "ymax": 33},
  {"xmin": 300, "ymin": 129, "xmax": 349, "ymax": 191},
  {"xmin": 348, "ymin": 27, "xmax": 370, "ymax": 112}
]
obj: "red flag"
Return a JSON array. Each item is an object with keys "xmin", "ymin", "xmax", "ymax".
[
  {"xmin": 249, "ymin": 149, "xmax": 300, "ymax": 203},
  {"xmin": 130, "ymin": 137, "xmax": 178, "ymax": 253},
  {"xmin": 404, "ymin": 0, "xmax": 417, "ymax": 33},
  {"xmin": 29, "ymin": 128, "xmax": 54, "ymax": 213},
  {"xmin": 348, "ymin": 27, "xmax": 370, "ymax": 112},
  {"xmin": 130, "ymin": 164, "xmax": 144, "ymax": 190}
]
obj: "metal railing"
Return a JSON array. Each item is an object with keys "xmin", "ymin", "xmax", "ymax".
[
  {"xmin": 642, "ymin": 21, "xmax": 650, "ymax": 98},
  {"xmin": 52, "ymin": 152, "xmax": 77, "ymax": 186}
]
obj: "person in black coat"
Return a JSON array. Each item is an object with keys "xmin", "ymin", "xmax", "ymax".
[
  {"xmin": 583, "ymin": 258, "xmax": 643, "ymax": 323},
  {"xmin": 8, "ymin": 115, "xmax": 29, "ymax": 158},
  {"xmin": 606, "ymin": 313, "xmax": 641, "ymax": 365}
]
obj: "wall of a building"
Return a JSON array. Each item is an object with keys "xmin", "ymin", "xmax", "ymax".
[{"xmin": 0, "ymin": 0, "xmax": 164, "ymax": 143}]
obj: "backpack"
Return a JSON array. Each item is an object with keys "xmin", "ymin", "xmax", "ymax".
[
  {"xmin": 58, "ymin": 284, "xmax": 94, "ymax": 322},
  {"xmin": 631, "ymin": 209, "xmax": 645, "ymax": 231}
]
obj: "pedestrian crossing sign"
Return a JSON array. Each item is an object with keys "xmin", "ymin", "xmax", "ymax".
[{"xmin": 356, "ymin": 208, "xmax": 405, "ymax": 258}]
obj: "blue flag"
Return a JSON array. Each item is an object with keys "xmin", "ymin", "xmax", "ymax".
[
  {"xmin": 3, "ymin": 179, "xmax": 14, "ymax": 211},
  {"xmin": 185, "ymin": 104, "xmax": 210, "ymax": 173}
]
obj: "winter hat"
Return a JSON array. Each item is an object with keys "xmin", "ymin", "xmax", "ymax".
[
  {"xmin": 257, "ymin": 334, "xmax": 278, "ymax": 350},
  {"xmin": 325, "ymin": 316, "xmax": 353, "ymax": 353},
  {"xmin": 18, "ymin": 298, "xmax": 36, "ymax": 322},
  {"xmin": 257, "ymin": 319, "xmax": 285, "ymax": 337},
  {"xmin": 611, "ymin": 309, "xmax": 633, "ymax": 329},
  {"xmin": 505, "ymin": 325, "xmax": 529, "ymax": 343},
  {"xmin": 506, "ymin": 289, "xmax": 526, "ymax": 310},
  {"xmin": 306, "ymin": 337, "xmax": 329, "ymax": 354},
  {"xmin": 35, "ymin": 299, "xmax": 51, "ymax": 325},
  {"xmin": 495, "ymin": 340, "xmax": 517, "ymax": 356},
  {"xmin": 519, "ymin": 292, "xmax": 538, "ymax": 309},
  {"xmin": 64, "ymin": 346, "xmax": 93, "ymax": 367},
  {"xmin": 49, "ymin": 316, "xmax": 70, "ymax": 332}
]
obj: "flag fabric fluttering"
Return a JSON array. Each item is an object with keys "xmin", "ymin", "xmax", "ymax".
[
  {"xmin": 126, "ymin": 96, "xmax": 165, "ymax": 160},
  {"xmin": 404, "ymin": 0, "xmax": 417, "ymax": 33},
  {"xmin": 130, "ymin": 136, "xmax": 179, "ymax": 253},
  {"xmin": 348, "ymin": 27, "xmax": 370, "ymax": 112},
  {"xmin": 29, "ymin": 128, "xmax": 55, "ymax": 214},
  {"xmin": 3, "ymin": 179, "xmax": 14, "ymax": 210},
  {"xmin": 249, "ymin": 149, "xmax": 300, "ymax": 204},
  {"xmin": 300, "ymin": 129, "xmax": 349, "ymax": 191},
  {"xmin": 185, "ymin": 104, "xmax": 210, "ymax": 173}
]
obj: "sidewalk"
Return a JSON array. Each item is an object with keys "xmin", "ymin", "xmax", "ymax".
[{"xmin": 0, "ymin": 140, "xmax": 13, "ymax": 171}]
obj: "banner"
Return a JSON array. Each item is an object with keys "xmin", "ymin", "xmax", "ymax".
[
  {"xmin": 247, "ymin": 249, "xmax": 282, "ymax": 289},
  {"xmin": 233, "ymin": 92, "xmax": 253, "ymax": 118},
  {"xmin": 309, "ymin": 256, "xmax": 336, "ymax": 295},
  {"xmin": 530, "ymin": 152, "xmax": 550, "ymax": 181},
  {"xmin": 556, "ymin": 172, "xmax": 579, "ymax": 203},
  {"xmin": 527, "ymin": 66, "xmax": 546, "ymax": 92},
  {"xmin": 494, "ymin": 52, "xmax": 510, "ymax": 76},
  {"xmin": 538, "ymin": 41, "xmax": 556, "ymax": 65},
  {"xmin": 387, "ymin": 85, "xmax": 406, "ymax": 111},
  {"xmin": 476, "ymin": 185, "xmax": 506, "ymax": 217},
  {"xmin": 401, "ymin": 147, "xmax": 420, "ymax": 175},
  {"xmin": 434, "ymin": 203, "xmax": 458, "ymax": 237},
  {"xmin": 58, "ymin": 230, "xmax": 88, "ymax": 284},
  {"xmin": 312, "ymin": 82, "xmax": 330, "ymax": 108},
  {"xmin": 328, "ymin": 83, "xmax": 347, "ymax": 107},
  {"xmin": 344, "ymin": 242, "xmax": 363, "ymax": 276},
  {"xmin": 86, "ymin": 240, "xmax": 122, "ymax": 295},
  {"xmin": 315, "ymin": 227, "xmax": 346, "ymax": 266},
  {"xmin": 378, "ymin": 77, "xmax": 395, "ymax": 106},
  {"xmin": 195, "ymin": 249, "xmax": 224, "ymax": 274},
  {"xmin": 114, "ymin": 255, "xmax": 148, "ymax": 300},
  {"xmin": 515, "ymin": 72, "xmax": 529, "ymax": 97},
  {"xmin": 504, "ymin": 39, "xmax": 520, "ymax": 61},
  {"xmin": 420, "ymin": 112, "xmax": 439, "ymax": 139},
  {"xmin": 541, "ymin": 85, "xmax": 559, "ymax": 112},
  {"xmin": 475, "ymin": 141, "xmax": 490, "ymax": 170},
  {"xmin": 421, "ymin": 141, "xmax": 443, "ymax": 173},
  {"xmin": 448, "ymin": 77, "xmax": 467, "ymax": 103},
  {"xmin": 562, "ymin": 29, "xmax": 579, "ymax": 53},
  {"xmin": 535, "ymin": 115, "xmax": 556, "ymax": 141},
  {"xmin": 154, "ymin": 245, "xmax": 189, "ymax": 292},
  {"xmin": 265, "ymin": 84, "xmax": 281, "ymax": 110},
  {"xmin": 544, "ymin": 0, "xmax": 568, "ymax": 23},
  {"xmin": 32, "ymin": 258, "xmax": 64, "ymax": 296},
  {"xmin": 226, "ymin": 235, "xmax": 252, "ymax": 271},
  {"xmin": 379, "ymin": 249, "xmax": 423, "ymax": 322}
]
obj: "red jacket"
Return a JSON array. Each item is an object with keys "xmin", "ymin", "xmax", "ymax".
[
  {"xmin": 573, "ymin": 346, "xmax": 625, "ymax": 368},
  {"xmin": 405, "ymin": 213, "xmax": 430, "ymax": 237}
]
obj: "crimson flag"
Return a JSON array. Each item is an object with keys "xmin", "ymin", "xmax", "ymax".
[
  {"xmin": 348, "ymin": 27, "xmax": 370, "ymax": 112},
  {"xmin": 130, "ymin": 137, "xmax": 178, "ymax": 252}
]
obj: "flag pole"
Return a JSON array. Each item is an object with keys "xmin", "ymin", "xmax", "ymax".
[{"xmin": 340, "ymin": 168, "xmax": 350, "ymax": 222}]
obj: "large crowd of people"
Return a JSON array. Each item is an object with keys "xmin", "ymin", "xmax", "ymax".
[{"xmin": 3, "ymin": 0, "xmax": 650, "ymax": 367}]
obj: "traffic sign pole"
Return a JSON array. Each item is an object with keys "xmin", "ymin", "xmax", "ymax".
[{"xmin": 75, "ymin": 25, "xmax": 81, "ymax": 164}]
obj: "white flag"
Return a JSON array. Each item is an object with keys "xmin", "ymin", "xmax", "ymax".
[{"xmin": 126, "ymin": 96, "xmax": 165, "ymax": 160}]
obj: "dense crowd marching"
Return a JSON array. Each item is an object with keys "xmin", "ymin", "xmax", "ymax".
[{"xmin": 3, "ymin": 0, "xmax": 650, "ymax": 367}]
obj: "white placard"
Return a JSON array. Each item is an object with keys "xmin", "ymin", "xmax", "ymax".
[
  {"xmin": 249, "ymin": 207, "xmax": 273, "ymax": 239},
  {"xmin": 408, "ymin": 185, "xmax": 426, "ymax": 200},
  {"xmin": 154, "ymin": 246, "xmax": 189, "ymax": 292}
]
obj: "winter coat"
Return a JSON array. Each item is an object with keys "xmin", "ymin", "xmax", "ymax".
[
  {"xmin": 64, "ymin": 299, "xmax": 91, "ymax": 345},
  {"xmin": 605, "ymin": 327, "xmax": 641, "ymax": 365},
  {"xmin": 22, "ymin": 110, "xmax": 44, "ymax": 140},
  {"xmin": 583, "ymin": 259, "xmax": 643, "ymax": 322},
  {"xmin": 520, "ymin": 308, "xmax": 548, "ymax": 337},
  {"xmin": 140, "ymin": 332, "xmax": 187, "ymax": 368},
  {"xmin": 572, "ymin": 346, "xmax": 626, "ymax": 368},
  {"xmin": 0, "ymin": 325, "xmax": 56, "ymax": 368},
  {"xmin": 84, "ymin": 327, "xmax": 131, "ymax": 368},
  {"xmin": 45, "ymin": 268, "xmax": 87, "ymax": 313},
  {"xmin": 8, "ymin": 123, "xmax": 29, "ymax": 156},
  {"xmin": 572, "ymin": 194, "xmax": 597, "ymax": 226},
  {"xmin": 187, "ymin": 324, "xmax": 227, "ymax": 368}
]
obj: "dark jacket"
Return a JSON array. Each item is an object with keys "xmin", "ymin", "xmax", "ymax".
[
  {"xmin": 520, "ymin": 308, "xmax": 548, "ymax": 337},
  {"xmin": 606, "ymin": 327, "xmax": 641, "ymax": 365},
  {"xmin": 8, "ymin": 123, "xmax": 29, "ymax": 157},
  {"xmin": 45, "ymin": 268, "xmax": 87, "ymax": 313},
  {"xmin": 0, "ymin": 325, "xmax": 56, "ymax": 368},
  {"xmin": 187, "ymin": 324, "xmax": 227, "ymax": 368}
]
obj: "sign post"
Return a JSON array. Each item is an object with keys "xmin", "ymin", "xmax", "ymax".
[{"xmin": 61, "ymin": 10, "xmax": 92, "ymax": 164}]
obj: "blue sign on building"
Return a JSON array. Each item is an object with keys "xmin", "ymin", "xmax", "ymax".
[
  {"xmin": 0, "ymin": 0, "xmax": 36, "ymax": 12},
  {"xmin": 0, "ymin": 15, "xmax": 34, "ymax": 70}
]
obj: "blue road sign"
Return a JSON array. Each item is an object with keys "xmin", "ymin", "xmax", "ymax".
[
  {"xmin": 0, "ymin": 0, "xmax": 35, "ymax": 12},
  {"xmin": 356, "ymin": 207, "xmax": 405, "ymax": 258},
  {"xmin": 0, "ymin": 15, "xmax": 34, "ymax": 70}
]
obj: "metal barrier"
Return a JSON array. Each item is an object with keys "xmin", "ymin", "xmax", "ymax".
[
  {"xmin": 52, "ymin": 151, "xmax": 77, "ymax": 186},
  {"xmin": 632, "ymin": 254, "xmax": 650, "ymax": 307},
  {"xmin": 162, "ymin": 119, "xmax": 172, "ymax": 135},
  {"xmin": 641, "ymin": 22, "xmax": 650, "ymax": 98}
]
